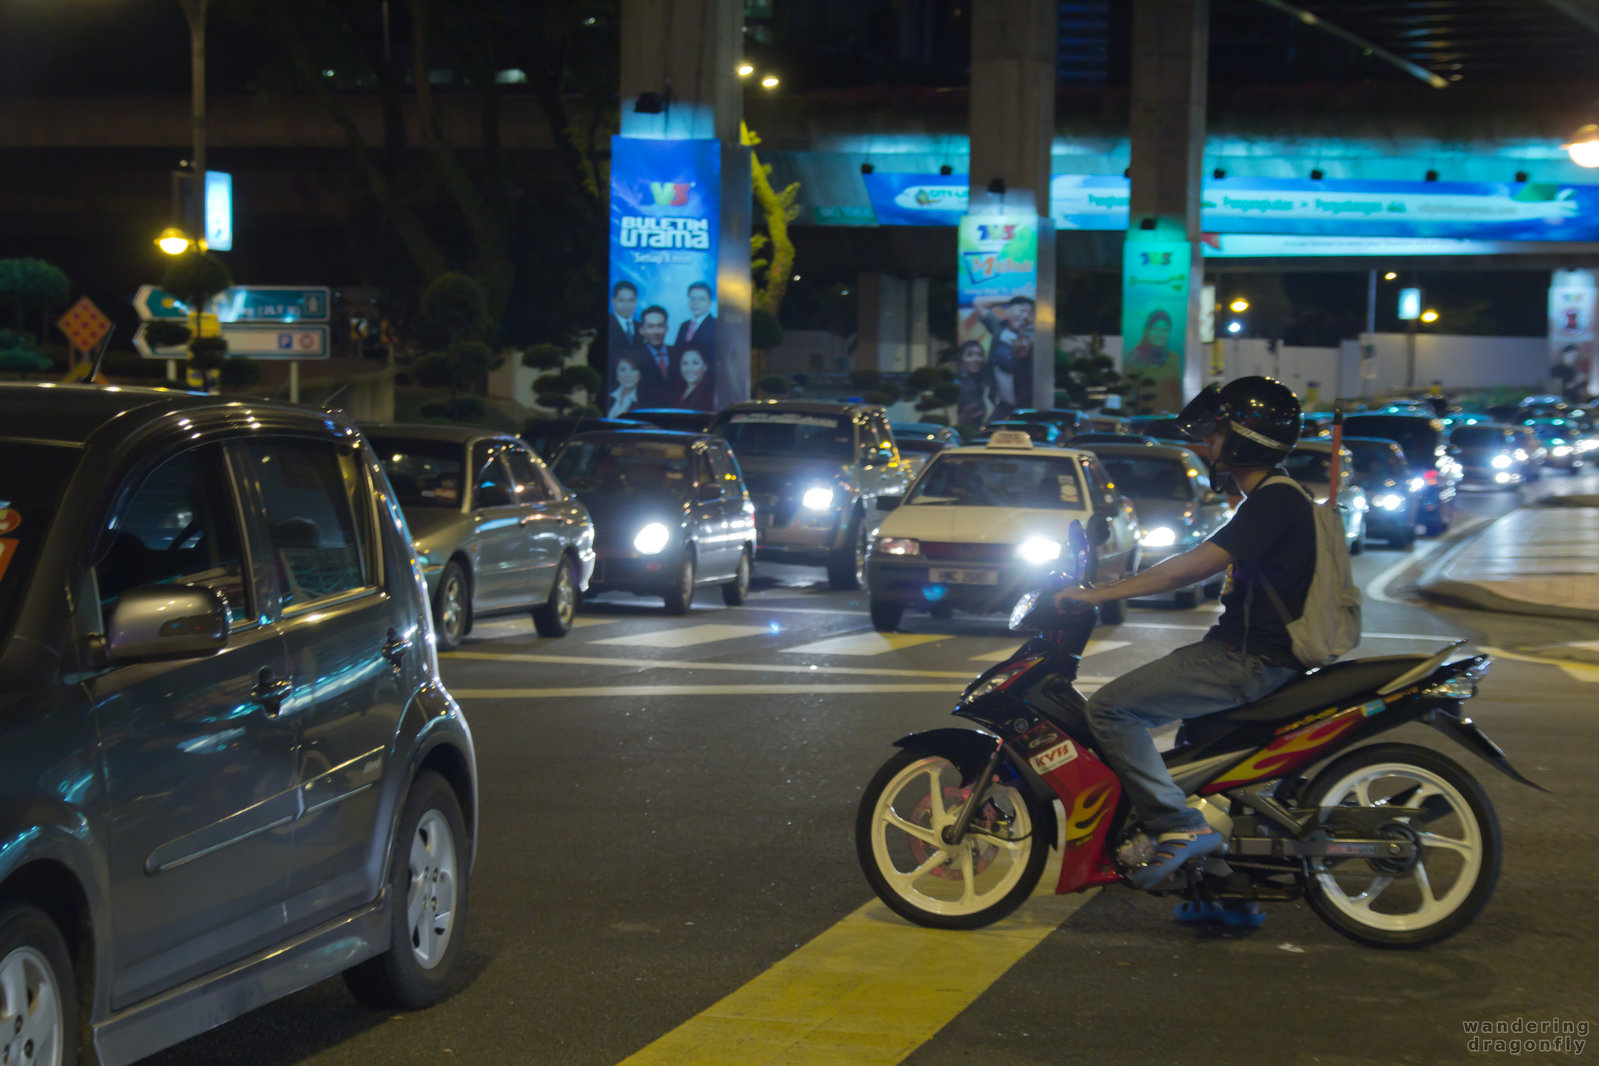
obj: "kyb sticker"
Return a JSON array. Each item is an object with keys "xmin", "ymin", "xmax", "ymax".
[{"xmin": 1028, "ymin": 737, "xmax": 1080, "ymax": 775}]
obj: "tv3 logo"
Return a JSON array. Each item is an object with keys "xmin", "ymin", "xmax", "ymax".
[
  {"xmin": 977, "ymin": 224, "xmax": 1016, "ymax": 241},
  {"xmin": 649, "ymin": 182, "xmax": 692, "ymax": 206},
  {"xmin": 1139, "ymin": 250, "xmax": 1174, "ymax": 266}
]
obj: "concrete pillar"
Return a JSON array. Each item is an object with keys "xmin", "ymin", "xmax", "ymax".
[
  {"xmin": 969, "ymin": 0, "xmax": 1057, "ymax": 410},
  {"xmin": 909, "ymin": 277, "xmax": 930, "ymax": 370},
  {"xmin": 614, "ymin": 0, "xmax": 751, "ymax": 405},
  {"xmin": 1126, "ymin": 0, "xmax": 1207, "ymax": 408}
]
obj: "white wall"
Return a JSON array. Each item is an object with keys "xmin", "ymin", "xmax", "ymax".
[
  {"xmin": 1338, "ymin": 333, "xmax": 1550, "ymax": 398},
  {"xmin": 764, "ymin": 329, "xmax": 854, "ymax": 375}
]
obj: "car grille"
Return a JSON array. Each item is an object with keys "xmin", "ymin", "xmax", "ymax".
[{"xmin": 921, "ymin": 541, "xmax": 1013, "ymax": 562}]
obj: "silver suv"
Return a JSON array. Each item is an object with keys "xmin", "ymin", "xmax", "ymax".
[{"xmin": 713, "ymin": 401, "xmax": 913, "ymax": 589}]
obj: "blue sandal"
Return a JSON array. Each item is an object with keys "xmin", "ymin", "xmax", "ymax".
[
  {"xmin": 1172, "ymin": 899, "xmax": 1267, "ymax": 928},
  {"xmin": 1130, "ymin": 828, "xmax": 1226, "ymax": 889}
]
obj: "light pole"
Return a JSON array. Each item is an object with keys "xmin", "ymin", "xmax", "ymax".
[{"xmin": 181, "ymin": 0, "xmax": 208, "ymax": 246}]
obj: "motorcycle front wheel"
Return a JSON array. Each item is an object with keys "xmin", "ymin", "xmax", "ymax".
[
  {"xmin": 856, "ymin": 749, "xmax": 1049, "ymax": 930},
  {"xmin": 1301, "ymin": 743, "xmax": 1501, "ymax": 948}
]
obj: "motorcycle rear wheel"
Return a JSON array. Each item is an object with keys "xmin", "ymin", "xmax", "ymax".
[
  {"xmin": 1301, "ymin": 743, "xmax": 1500, "ymax": 948},
  {"xmin": 856, "ymin": 750, "xmax": 1049, "ymax": 930}
]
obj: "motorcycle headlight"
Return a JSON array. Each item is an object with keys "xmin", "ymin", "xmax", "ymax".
[
  {"xmin": 1008, "ymin": 591, "xmax": 1041, "ymax": 630},
  {"xmin": 1015, "ymin": 537, "xmax": 1061, "ymax": 564},
  {"xmin": 1140, "ymin": 526, "xmax": 1177, "ymax": 548},
  {"xmin": 1491, "ymin": 454, "xmax": 1512, "ymax": 469},
  {"xmin": 634, "ymin": 522, "xmax": 672, "ymax": 555},
  {"xmin": 802, "ymin": 486, "xmax": 835, "ymax": 511},
  {"xmin": 874, "ymin": 537, "xmax": 920, "ymax": 556}
]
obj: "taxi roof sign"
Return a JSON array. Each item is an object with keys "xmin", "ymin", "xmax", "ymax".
[{"xmin": 986, "ymin": 430, "xmax": 1034, "ymax": 449}]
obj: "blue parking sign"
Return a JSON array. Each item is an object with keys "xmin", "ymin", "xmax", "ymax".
[{"xmin": 277, "ymin": 333, "xmax": 293, "ymax": 350}]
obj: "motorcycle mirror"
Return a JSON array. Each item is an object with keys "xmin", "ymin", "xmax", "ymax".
[{"xmin": 1065, "ymin": 520, "xmax": 1090, "ymax": 578}]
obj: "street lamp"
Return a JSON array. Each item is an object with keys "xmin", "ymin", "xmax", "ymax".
[
  {"xmin": 1226, "ymin": 320, "xmax": 1243, "ymax": 334},
  {"xmin": 760, "ymin": 74, "xmax": 780, "ymax": 89},
  {"xmin": 1420, "ymin": 309, "xmax": 1439, "ymax": 324},
  {"xmin": 1564, "ymin": 123, "xmax": 1599, "ymax": 168},
  {"xmin": 1228, "ymin": 298, "xmax": 1249, "ymax": 313},
  {"xmin": 155, "ymin": 227, "xmax": 195, "ymax": 256},
  {"xmin": 1384, "ymin": 271, "xmax": 1397, "ymax": 281},
  {"xmin": 736, "ymin": 63, "xmax": 754, "ymax": 77}
]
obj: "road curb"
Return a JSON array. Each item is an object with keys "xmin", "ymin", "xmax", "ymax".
[{"xmin": 1413, "ymin": 511, "xmax": 1599, "ymax": 623}]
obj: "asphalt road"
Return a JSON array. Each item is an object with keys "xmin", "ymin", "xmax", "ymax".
[{"xmin": 144, "ymin": 479, "xmax": 1599, "ymax": 1066}]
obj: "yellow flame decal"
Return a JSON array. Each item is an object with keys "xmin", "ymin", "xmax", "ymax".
[
  {"xmin": 1064, "ymin": 782, "xmax": 1115, "ymax": 848},
  {"xmin": 1211, "ymin": 712, "xmax": 1362, "ymax": 788}
]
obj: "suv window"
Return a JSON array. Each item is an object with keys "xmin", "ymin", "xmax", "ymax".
[
  {"xmin": 247, "ymin": 440, "xmax": 375, "ymax": 610},
  {"xmin": 503, "ymin": 445, "xmax": 554, "ymax": 503},
  {"xmin": 707, "ymin": 443, "xmax": 741, "ymax": 493},
  {"xmin": 98, "ymin": 444, "xmax": 250, "ymax": 625}
]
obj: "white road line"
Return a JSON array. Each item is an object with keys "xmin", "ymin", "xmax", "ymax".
[
  {"xmin": 443, "ymin": 650, "xmax": 978, "ymax": 679},
  {"xmin": 453, "ymin": 683, "xmax": 964, "ymax": 699},
  {"xmin": 1367, "ymin": 516, "xmax": 1491, "ymax": 605},
  {"xmin": 592, "ymin": 624, "xmax": 770, "ymax": 649},
  {"xmin": 968, "ymin": 638, "xmax": 1131, "ymax": 662},
  {"xmin": 783, "ymin": 632, "xmax": 948, "ymax": 656}
]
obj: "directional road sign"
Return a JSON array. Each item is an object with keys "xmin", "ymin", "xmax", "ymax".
[
  {"xmin": 133, "ymin": 285, "xmax": 191, "ymax": 321},
  {"xmin": 134, "ymin": 323, "xmax": 329, "ymax": 360},
  {"xmin": 134, "ymin": 285, "xmax": 331, "ymax": 324},
  {"xmin": 215, "ymin": 286, "xmax": 330, "ymax": 323}
]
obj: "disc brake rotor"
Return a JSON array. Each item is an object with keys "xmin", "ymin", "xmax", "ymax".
[{"xmin": 906, "ymin": 787, "xmax": 1006, "ymax": 880}]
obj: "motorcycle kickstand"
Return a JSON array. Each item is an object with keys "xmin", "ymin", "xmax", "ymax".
[{"xmin": 941, "ymin": 742, "xmax": 1006, "ymax": 847}]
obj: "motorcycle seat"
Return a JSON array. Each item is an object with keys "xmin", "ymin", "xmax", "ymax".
[{"xmin": 1217, "ymin": 655, "xmax": 1432, "ymax": 725}]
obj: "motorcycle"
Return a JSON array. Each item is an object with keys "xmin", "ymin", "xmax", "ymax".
[{"xmin": 855, "ymin": 522, "xmax": 1543, "ymax": 947}]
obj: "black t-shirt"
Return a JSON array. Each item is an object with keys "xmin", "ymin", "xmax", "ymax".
[{"xmin": 1205, "ymin": 472, "xmax": 1316, "ymax": 668}]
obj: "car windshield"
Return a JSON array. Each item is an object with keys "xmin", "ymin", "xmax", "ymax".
[
  {"xmin": 1097, "ymin": 456, "xmax": 1194, "ymax": 501},
  {"xmin": 1451, "ymin": 426, "xmax": 1508, "ymax": 448},
  {"xmin": 369, "ymin": 438, "xmax": 466, "ymax": 509},
  {"xmin": 716, "ymin": 413, "xmax": 854, "ymax": 459},
  {"xmin": 0, "ymin": 441, "xmax": 78, "ymax": 644},
  {"xmin": 1341, "ymin": 416, "xmax": 1442, "ymax": 469},
  {"xmin": 1284, "ymin": 449, "xmax": 1336, "ymax": 484},
  {"xmin": 1346, "ymin": 442, "xmax": 1409, "ymax": 480},
  {"xmin": 554, "ymin": 439, "xmax": 690, "ymax": 493},
  {"xmin": 905, "ymin": 454, "xmax": 1085, "ymax": 509}
]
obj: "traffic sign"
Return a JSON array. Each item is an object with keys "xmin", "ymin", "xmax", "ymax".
[
  {"xmin": 56, "ymin": 296, "xmax": 112, "ymax": 352},
  {"xmin": 133, "ymin": 323, "xmax": 329, "ymax": 360},
  {"xmin": 215, "ymin": 286, "xmax": 330, "ymax": 324},
  {"xmin": 216, "ymin": 325, "xmax": 330, "ymax": 358},
  {"xmin": 134, "ymin": 285, "xmax": 190, "ymax": 320}
]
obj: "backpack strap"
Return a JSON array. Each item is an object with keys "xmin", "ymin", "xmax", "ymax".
[{"xmin": 1247, "ymin": 474, "xmax": 1310, "ymax": 625}]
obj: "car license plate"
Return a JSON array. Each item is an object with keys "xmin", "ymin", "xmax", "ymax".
[{"xmin": 929, "ymin": 567, "xmax": 998, "ymax": 586}]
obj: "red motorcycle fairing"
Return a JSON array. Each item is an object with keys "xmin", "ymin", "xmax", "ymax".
[{"xmin": 1015, "ymin": 723, "xmax": 1124, "ymax": 893}]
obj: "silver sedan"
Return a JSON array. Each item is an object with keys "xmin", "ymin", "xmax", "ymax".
[{"xmin": 362, "ymin": 424, "xmax": 595, "ymax": 648}]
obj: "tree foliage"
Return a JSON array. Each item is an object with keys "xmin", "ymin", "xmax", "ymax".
[
  {"xmin": 219, "ymin": 0, "xmax": 617, "ymax": 351},
  {"xmin": 0, "ymin": 258, "xmax": 71, "ymax": 343},
  {"xmin": 0, "ymin": 330, "xmax": 52, "ymax": 376},
  {"xmin": 160, "ymin": 252, "xmax": 234, "ymax": 311}
]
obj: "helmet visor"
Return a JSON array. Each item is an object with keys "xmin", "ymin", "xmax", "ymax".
[{"xmin": 1174, "ymin": 385, "xmax": 1225, "ymax": 441}]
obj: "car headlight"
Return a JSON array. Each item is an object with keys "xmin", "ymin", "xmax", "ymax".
[
  {"xmin": 1554, "ymin": 445, "xmax": 1573, "ymax": 457},
  {"xmin": 1513, "ymin": 449, "xmax": 1528, "ymax": 462},
  {"xmin": 634, "ymin": 522, "xmax": 672, "ymax": 554},
  {"xmin": 1015, "ymin": 537, "xmax": 1061, "ymax": 564},
  {"xmin": 1139, "ymin": 526, "xmax": 1177, "ymax": 548},
  {"xmin": 1373, "ymin": 493, "xmax": 1405, "ymax": 511},
  {"xmin": 1579, "ymin": 439, "xmax": 1599, "ymax": 452},
  {"xmin": 1409, "ymin": 477, "xmax": 1426, "ymax": 492},
  {"xmin": 802, "ymin": 486, "xmax": 835, "ymax": 511},
  {"xmin": 874, "ymin": 537, "xmax": 920, "ymax": 556},
  {"xmin": 1491, "ymin": 454, "xmax": 1512, "ymax": 469}
]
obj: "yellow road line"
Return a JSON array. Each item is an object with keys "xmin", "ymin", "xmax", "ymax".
[
  {"xmin": 616, "ymin": 893, "xmax": 1096, "ymax": 1066},
  {"xmin": 782, "ymin": 632, "xmax": 949, "ymax": 657},
  {"xmin": 1478, "ymin": 645, "xmax": 1599, "ymax": 684}
]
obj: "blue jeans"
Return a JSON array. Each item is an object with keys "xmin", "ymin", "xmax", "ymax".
[{"xmin": 1086, "ymin": 639, "xmax": 1301, "ymax": 835}]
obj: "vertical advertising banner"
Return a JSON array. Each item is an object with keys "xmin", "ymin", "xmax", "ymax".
[
  {"xmin": 608, "ymin": 138, "xmax": 724, "ymax": 414},
  {"xmin": 1121, "ymin": 238, "xmax": 1191, "ymax": 414},
  {"xmin": 1548, "ymin": 269, "xmax": 1596, "ymax": 398},
  {"xmin": 955, "ymin": 214, "xmax": 1038, "ymax": 425}
]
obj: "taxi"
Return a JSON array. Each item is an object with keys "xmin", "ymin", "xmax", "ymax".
[{"xmin": 864, "ymin": 431, "xmax": 1140, "ymax": 630}]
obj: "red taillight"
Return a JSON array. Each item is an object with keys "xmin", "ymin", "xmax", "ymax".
[{"xmin": 1423, "ymin": 470, "xmax": 1439, "ymax": 486}]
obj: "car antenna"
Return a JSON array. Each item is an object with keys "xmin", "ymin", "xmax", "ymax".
[{"xmin": 86, "ymin": 329, "xmax": 114, "ymax": 383}]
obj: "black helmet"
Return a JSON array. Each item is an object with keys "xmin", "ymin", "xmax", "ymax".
[{"xmin": 1175, "ymin": 376, "xmax": 1301, "ymax": 467}]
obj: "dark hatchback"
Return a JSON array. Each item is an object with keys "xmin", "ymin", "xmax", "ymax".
[
  {"xmin": 1343, "ymin": 436, "xmax": 1423, "ymax": 549},
  {"xmin": 0, "ymin": 385, "xmax": 477, "ymax": 1064},
  {"xmin": 553, "ymin": 430, "xmax": 756, "ymax": 612},
  {"xmin": 522, "ymin": 415, "xmax": 646, "ymax": 461},
  {"xmin": 1338, "ymin": 413, "xmax": 1460, "ymax": 535}
]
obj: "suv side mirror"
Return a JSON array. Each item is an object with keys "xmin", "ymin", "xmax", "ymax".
[
  {"xmin": 105, "ymin": 584, "xmax": 229, "ymax": 663},
  {"xmin": 1087, "ymin": 513, "xmax": 1112, "ymax": 546}
]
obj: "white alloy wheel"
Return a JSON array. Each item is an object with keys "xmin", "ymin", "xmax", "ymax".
[
  {"xmin": 0, "ymin": 945, "xmax": 64, "ymax": 1066},
  {"xmin": 408, "ymin": 809, "xmax": 460, "ymax": 969}
]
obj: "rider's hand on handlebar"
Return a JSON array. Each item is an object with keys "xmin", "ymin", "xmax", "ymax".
[{"xmin": 1053, "ymin": 584, "xmax": 1109, "ymax": 610}]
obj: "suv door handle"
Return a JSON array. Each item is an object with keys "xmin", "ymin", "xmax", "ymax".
[
  {"xmin": 252, "ymin": 669, "xmax": 294, "ymax": 716},
  {"xmin": 382, "ymin": 628, "xmax": 413, "ymax": 668}
]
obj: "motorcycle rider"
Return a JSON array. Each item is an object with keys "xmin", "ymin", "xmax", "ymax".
[{"xmin": 1054, "ymin": 376, "xmax": 1315, "ymax": 893}]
